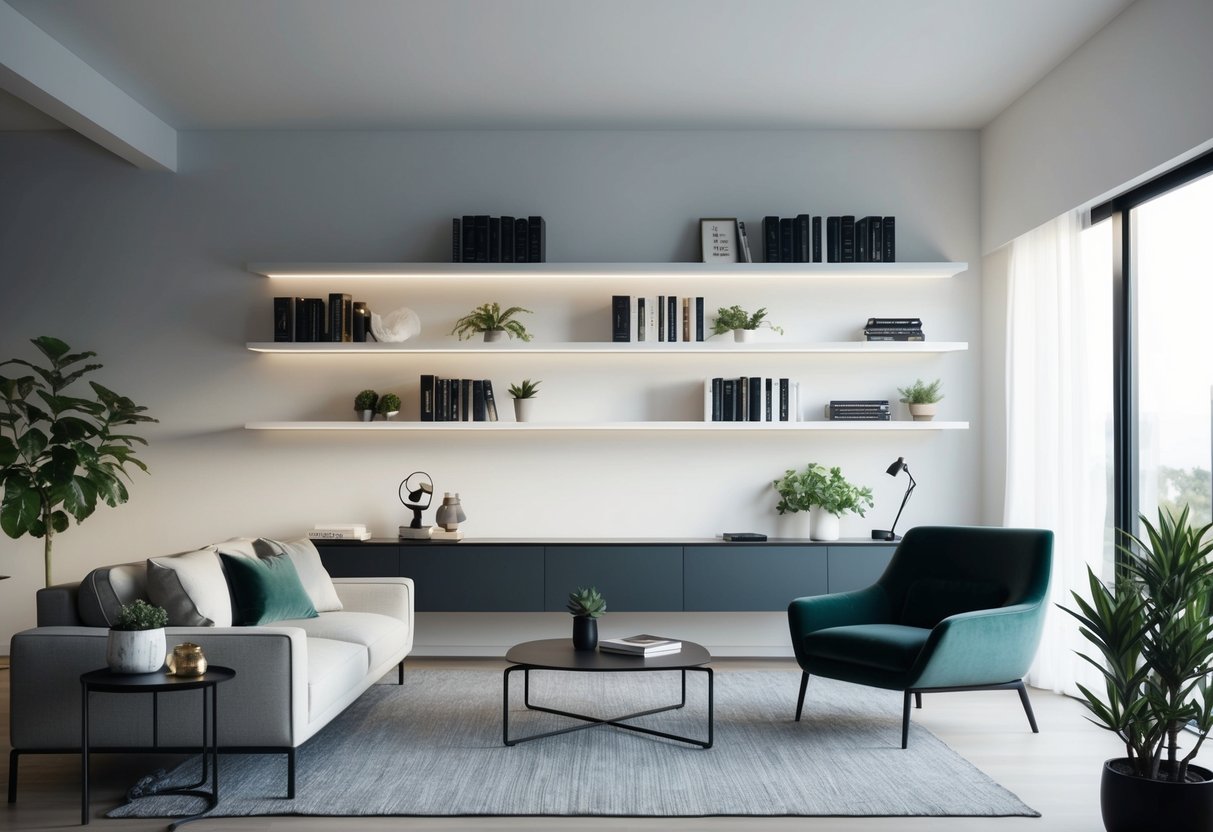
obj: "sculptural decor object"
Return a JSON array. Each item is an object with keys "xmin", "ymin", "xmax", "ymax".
[{"xmin": 370, "ymin": 307, "xmax": 421, "ymax": 343}]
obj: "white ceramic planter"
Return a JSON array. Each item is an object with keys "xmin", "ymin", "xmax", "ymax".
[
  {"xmin": 513, "ymin": 398, "xmax": 534, "ymax": 422},
  {"xmin": 107, "ymin": 628, "xmax": 167, "ymax": 674},
  {"xmin": 908, "ymin": 403, "xmax": 938, "ymax": 421},
  {"xmin": 357, "ymin": 409, "xmax": 374, "ymax": 422},
  {"xmin": 779, "ymin": 511, "xmax": 812, "ymax": 540},
  {"xmin": 809, "ymin": 507, "xmax": 840, "ymax": 541},
  {"xmin": 733, "ymin": 329, "xmax": 753, "ymax": 343},
  {"xmin": 484, "ymin": 329, "xmax": 505, "ymax": 343}
]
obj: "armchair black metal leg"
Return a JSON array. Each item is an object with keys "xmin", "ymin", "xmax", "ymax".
[
  {"xmin": 795, "ymin": 672, "xmax": 809, "ymax": 722},
  {"xmin": 901, "ymin": 691, "xmax": 912, "ymax": 749},
  {"xmin": 914, "ymin": 692, "xmax": 922, "ymax": 709},
  {"xmin": 397, "ymin": 661, "xmax": 404, "ymax": 686},
  {"xmin": 1015, "ymin": 680, "xmax": 1039, "ymax": 733},
  {"xmin": 7, "ymin": 749, "xmax": 17, "ymax": 803}
]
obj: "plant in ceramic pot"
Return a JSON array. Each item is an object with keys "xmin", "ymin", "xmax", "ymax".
[
  {"xmin": 774, "ymin": 463, "xmax": 873, "ymax": 541},
  {"xmin": 711, "ymin": 305, "xmax": 784, "ymax": 343},
  {"xmin": 107, "ymin": 599, "xmax": 169, "ymax": 674},
  {"xmin": 1060, "ymin": 506, "xmax": 1213, "ymax": 832},
  {"xmin": 354, "ymin": 389, "xmax": 378, "ymax": 422},
  {"xmin": 451, "ymin": 302, "xmax": 534, "ymax": 343},
  {"xmin": 508, "ymin": 379, "xmax": 541, "ymax": 422},
  {"xmin": 898, "ymin": 378, "xmax": 943, "ymax": 421},
  {"xmin": 566, "ymin": 586, "xmax": 606, "ymax": 651},
  {"xmin": 376, "ymin": 393, "xmax": 401, "ymax": 420}
]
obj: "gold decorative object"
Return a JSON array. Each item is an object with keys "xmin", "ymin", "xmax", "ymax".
[{"xmin": 166, "ymin": 642, "xmax": 208, "ymax": 677}]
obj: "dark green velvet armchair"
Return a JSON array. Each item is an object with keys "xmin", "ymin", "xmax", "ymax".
[{"xmin": 787, "ymin": 525, "xmax": 1053, "ymax": 747}]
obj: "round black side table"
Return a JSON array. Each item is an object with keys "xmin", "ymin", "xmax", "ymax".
[{"xmin": 80, "ymin": 665, "xmax": 235, "ymax": 829}]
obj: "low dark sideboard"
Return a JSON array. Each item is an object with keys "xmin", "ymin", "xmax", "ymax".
[{"xmin": 314, "ymin": 538, "xmax": 896, "ymax": 613}]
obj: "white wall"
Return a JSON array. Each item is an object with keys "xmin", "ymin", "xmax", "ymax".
[
  {"xmin": 981, "ymin": 0, "xmax": 1213, "ymax": 255},
  {"xmin": 0, "ymin": 128, "xmax": 982, "ymax": 654}
]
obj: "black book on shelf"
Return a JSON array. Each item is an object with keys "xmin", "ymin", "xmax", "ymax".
[
  {"xmin": 869, "ymin": 216, "xmax": 883, "ymax": 262},
  {"xmin": 500, "ymin": 216, "xmax": 515, "ymax": 263},
  {"xmin": 866, "ymin": 333, "xmax": 925, "ymax": 341},
  {"xmin": 765, "ymin": 378, "xmax": 773, "ymax": 421},
  {"xmin": 437, "ymin": 378, "xmax": 450, "ymax": 422},
  {"xmin": 737, "ymin": 221, "xmax": 753, "ymax": 263},
  {"xmin": 637, "ymin": 297, "xmax": 646, "ymax": 342},
  {"xmin": 855, "ymin": 217, "xmax": 869, "ymax": 262},
  {"xmin": 882, "ymin": 216, "xmax": 896, "ymax": 262},
  {"xmin": 483, "ymin": 380, "xmax": 499, "ymax": 421},
  {"xmin": 840, "ymin": 215, "xmax": 856, "ymax": 262},
  {"xmin": 722, "ymin": 379, "xmax": 736, "ymax": 422},
  {"xmin": 711, "ymin": 377, "xmax": 723, "ymax": 421},
  {"xmin": 329, "ymin": 293, "xmax": 352, "ymax": 343},
  {"xmin": 488, "ymin": 217, "xmax": 501, "ymax": 263},
  {"xmin": 307, "ymin": 298, "xmax": 325, "ymax": 343},
  {"xmin": 695, "ymin": 297, "xmax": 705, "ymax": 342},
  {"xmin": 867, "ymin": 317, "xmax": 923, "ymax": 327},
  {"xmin": 657, "ymin": 295, "xmax": 665, "ymax": 342},
  {"xmin": 273, "ymin": 297, "xmax": 296, "ymax": 342},
  {"xmin": 528, "ymin": 216, "xmax": 545, "ymax": 263},
  {"xmin": 474, "ymin": 216, "xmax": 490, "ymax": 262},
  {"xmin": 451, "ymin": 218, "xmax": 462, "ymax": 262},
  {"xmin": 461, "ymin": 215, "xmax": 476, "ymax": 263},
  {"xmin": 863, "ymin": 327, "xmax": 925, "ymax": 335},
  {"xmin": 763, "ymin": 216, "xmax": 780, "ymax": 262},
  {"xmin": 779, "ymin": 379, "xmax": 790, "ymax": 421},
  {"xmin": 667, "ymin": 296, "xmax": 677, "ymax": 342},
  {"xmin": 812, "ymin": 216, "xmax": 822, "ymax": 262},
  {"xmin": 352, "ymin": 302, "xmax": 369, "ymax": 342},
  {"xmin": 612, "ymin": 295, "xmax": 631, "ymax": 342},
  {"xmin": 828, "ymin": 412, "xmax": 891, "ymax": 421},
  {"xmin": 779, "ymin": 218, "xmax": 794, "ymax": 263},
  {"xmin": 748, "ymin": 377, "xmax": 762, "ymax": 422},
  {"xmin": 450, "ymin": 379, "xmax": 462, "ymax": 421},
  {"xmin": 795, "ymin": 214, "xmax": 811, "ymax": 262},
  {"xmin": 514, "ymin": 218, "xmax": 529, "ymax": 263},
  {"xmin": 472, "ymin": 379, "xmax": 487, "ymax": 421},
  {"xmin": 419, "ymin": 375, "xmax": 436, "ymax": 422},
  {"xmin": 461, "ymin": 379, "xmax": 473, "ymax": 421},
  {"xmin": 826, "ymin": 216, "xmax": 841, "ymax": 262}
]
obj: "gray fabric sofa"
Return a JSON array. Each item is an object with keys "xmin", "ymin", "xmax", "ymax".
[{"xmin": 7, "ymin": 539, "xmax": 414, "ymax": 801}]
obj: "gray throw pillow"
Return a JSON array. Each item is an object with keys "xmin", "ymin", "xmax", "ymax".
[{"xmin": 146, "ymin": 547, "xmax": 233, "ymax": 627}]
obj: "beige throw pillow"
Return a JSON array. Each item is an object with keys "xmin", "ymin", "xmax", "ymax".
[
  {"xmin": 146, "ymin": 547, "xmax": 233, "ymax": 627},
  {"xmin": 253, "ymin": 537, "xmax": 343, "ymax": 612}
]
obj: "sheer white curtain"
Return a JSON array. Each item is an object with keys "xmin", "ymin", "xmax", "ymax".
[{"xmin": 1004, "ymin": 210, "xmax": 1111, "ymax": 696}]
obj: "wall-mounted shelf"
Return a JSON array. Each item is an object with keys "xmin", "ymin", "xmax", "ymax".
[
  {"xmin": 247, "ymin": 261, "xmax": 968, "ymax": 281},
  {"xmin": 245, "ymin": 420, "xmax": 969, "ymax": 432},
  {"xmin": 245, "ymin": 340, "xmax": 969, "ymax": 355}
]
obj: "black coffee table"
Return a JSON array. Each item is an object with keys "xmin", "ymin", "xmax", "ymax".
[{"xmin": 502, "ymin": 638, "xmax": 713, "ymax": 748}]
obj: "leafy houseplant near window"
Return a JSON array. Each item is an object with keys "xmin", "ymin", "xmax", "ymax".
[
  {"xmin": 0, "ymin": 337, "xmax": 156, "ymax": 587},
  {"xmin": 773, "ymin": 463, "xmax": 874, "ymax": 541},
  {"xmin": 508, "ymin": 379, "xmax": 541, "ymax": 423},
  {"xmin": 451, "ymin": 302, "xmax": 534, "ymax": 343},
  {"xmin": 711, "ymin": 305, "xmax": 784, "ymax": 343},
  {"xmin": 898, "ymin": 378, "xmax": 943, "ymax": 422},
  {"xmin": 567, "ymin": 586, "xmax": 606, "ymax": 651},
  {"xmin": 107, "ymin": 599, "xmax": 169, "ymax": 674},
  {"xmin": 1060, "ymin": 506, "xmax": 1213, "ymax": 832}
]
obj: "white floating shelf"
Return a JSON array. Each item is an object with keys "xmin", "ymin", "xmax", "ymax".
[
  {"xmin": 245, "ymin": 421, "xmax": 969, "ymax": 432},
  {"xmin": 247, "ymin": 261, "xmax": 967, "ymax": 280},
  {"xmin": 245, "ymin": 341, "xmax": 968, "ymax": 355}
]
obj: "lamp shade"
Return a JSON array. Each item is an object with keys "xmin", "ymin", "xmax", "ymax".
[{"xmin": 886, "ymin": 457, "xmax": 907, "ymax": 477}]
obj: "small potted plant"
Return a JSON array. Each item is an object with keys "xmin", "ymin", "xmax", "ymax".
[
  {"xmin": 451, "ymin": 302, "xmax": 534, "ymax": 343},
  {"xmin": 376, "ymin": 393, "xmax": 401, "ymax": 421},
  {"xmin": 711, "ymin": 305, "xmax": 784, "ymax": 343},
  {"xmin": 107, "ymin": 599, "xmax": 169, "ymax": 674},
  {"xmin": 566, "ymin": 586, "xmax": 607, "ymax": 651},
  {"xmin": 773, "ymin": 463, "xmax": 873, "ymax": 541},
  {"xmin": 1060, "ymin": 506, "xmax": 1213, "ymax": 832},
  {"xmin": 898, "ymin": 378, "xmax": 943, "ymax": 421},
  {"xmin": 354, "ymin": 389, "xmax": 379, "ymax": 422},
  {"xmin": 508, "ymin": 379, "xmax": 541, "ymax": 422}
]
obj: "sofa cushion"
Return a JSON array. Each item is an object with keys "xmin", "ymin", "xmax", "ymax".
[
  {"xmin": 306, "ymin": 636, "xmax": 370, "ymax": 721},
  {"xmin": 254, "ymin": 538, "xmax": 343, "ymax": 612},
  {"xmin": 146, "ymin": 548, "xmax": 231, "ymax": 627},
  {"xmin": 900, "ymin": 578, "xmax": 1007, "ymax": 629},
  {"xmin": 220, "ymin": 553, "xmax": 318, "ymax": 625},
  {"xmin": 276, "ymin": 611, "xmax": 409, "ymax": 670},
  {"xmin": 803, "ymin": 624, "xmax": 931, "ymax": 672},
  {"xmin": 212, "ymin": 537, "xmax": 261, "ymax": 558},
  {"xmin": 77, "ymin": 561, "xmax": 147, "ymax": 627}
]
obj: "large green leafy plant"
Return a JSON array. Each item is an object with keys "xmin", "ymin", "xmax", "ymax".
[
  {"xmin": 0, "ymin": 337, "xmax": 156, "ymax": 586},
  {"xmin": 773, "ymin": 463, "xmax": 874, "ymax": 517},
  {"xmin": 1061, "ymin": 506, "xmax": 1213, "ymax": 782}
]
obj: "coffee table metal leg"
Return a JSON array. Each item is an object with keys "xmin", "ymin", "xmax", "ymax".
[
  {"xmin": 80, "ymin": 682, "xmax": 89, "ymax": 825},
  {"xmin": 704, "ymin": 666, "xmax": 714, "ymax": 749}
]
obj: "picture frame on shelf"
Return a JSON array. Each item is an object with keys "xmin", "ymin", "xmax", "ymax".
[{"xmin": 700, "ymin": 218, "xmax": 739, "ymax": 263}]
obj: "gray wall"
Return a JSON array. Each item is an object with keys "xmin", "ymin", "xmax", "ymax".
[{"xmin": 0, "ymin": 128, "xmax": 982, "ymax": 654}]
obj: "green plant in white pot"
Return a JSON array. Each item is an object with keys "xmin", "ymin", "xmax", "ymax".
[
  {"xmin": 509, "ymin": 379, "xmax": 541, "ymax": 423},
  {"xmin": 376, "ymin": 393, "xmax": 401, "ymax": 421},
  {"xmin": 711, "ymin": 305, "xmax": 784, "ymax": 343},
  {"xmin": 451, "ymin": 302, "xmax": 533, "ymax": 343},
  {"xmin": 354, "ymin": 389, "xmax": 378, "ymax": 422},
  {"xmin": 773, "ymin": 463, "xmax": 873, "ymax": 541},
  {"xmin": 107, "ymin": 599, "xmax": 169, "ymax": 674},
  {"xmin": 898, "ymin": 378, "xmax": 943, "ymax": 421}
]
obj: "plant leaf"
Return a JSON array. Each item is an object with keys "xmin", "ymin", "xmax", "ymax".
[
  {"xmin": 63, "ymin": 475, "xmax": 98, "ymax": 522},
  {"xmin": 30, "ymin": 336, "xmax": 71, "ymax": 363},
  {"xmin": 0, "ymin": 474, "xmax": 43, "ymax": 538}
]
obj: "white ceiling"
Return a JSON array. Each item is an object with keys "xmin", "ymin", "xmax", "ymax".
[{"xmin": 3, "ymin": 0, "xmax": 1134, "ymax": 131}]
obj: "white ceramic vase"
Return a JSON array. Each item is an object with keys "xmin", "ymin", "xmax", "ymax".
[
  {"xmin": 733, "ymin": 329, "xmax": 753, "ymax": 343},
  {"xmin": 809, "ymin": 507, "xmax": 840, "ymax": 541},
  {"xmin": 484, "ymin": 329, "xmax": 505, "ymax": 343},
  {"xmin": 358, "ymin": 409, "xmax": 374, "ymax": 422},
  {"xmin": 908, "ymin": 403, "xmax": 937, "ymax": 421},
  {"xmin": 513, "ymin": 398, "xmax": 534, "ymax": 422},
  {"xmin": 779, "ymin": 511, "xmax": 812, "ymax": 540},
  {"xmin": 107, "ymin": 628, "xmax": 167, "ymax": 674}
]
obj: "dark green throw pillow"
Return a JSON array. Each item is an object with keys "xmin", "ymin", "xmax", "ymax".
[
  {"xmin": 220, "ymin": 553, "xmax": 318, "ymax": 625},
  {"xmin": 900, "ymin": 578, "xmax": 1007, "ymax": 630}
]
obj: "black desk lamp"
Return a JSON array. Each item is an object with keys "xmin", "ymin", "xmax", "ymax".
[
  {"xmin": 871, "ymin": 457, "xmax": 916, "ymax": 541},
  {"xmin": 398, "ymin": 471, "xmax": 434, "ymax": 539}
]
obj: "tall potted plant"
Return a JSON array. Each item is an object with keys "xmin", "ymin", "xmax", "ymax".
[
  {"xmin": 0, "ymin": 337, "xmax": 156, "ymax": 586},
  {"xmin": 773, "ymin": 463, "xmax": 873, "ymax": 542},
  {"xmin": 1060, "ymin": 506, "xmax": 1213, "ymax": 832}
]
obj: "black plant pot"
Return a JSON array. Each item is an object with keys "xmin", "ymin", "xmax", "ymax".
[
  {"xmin": 572, "ymin": 616, "xmax": 598, "ymax": 651},
  {"xmin": 1101, "ymin": 758, "xmax": 1213, "ymax": 832}
]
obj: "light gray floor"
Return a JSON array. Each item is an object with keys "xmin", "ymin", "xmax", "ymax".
[{"xmin": 3, "ymin": 658, "xmax": 1129, "ymax": 831}]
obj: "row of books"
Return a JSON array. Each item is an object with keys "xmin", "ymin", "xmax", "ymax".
[
  {"xmin": 703, "ymin": 377, "xmax": 802, "ymax": 422},
  {"xmin": 864, "ymin": 316, "xmax": 924, "ymax": 342},
  {"xmin": 451, "ymin": 215, "xmax": 547, "ymax": 263},
  {"xmin": 598, "ymin": 634, "xmax": 682, "ymax": 656},
  {"xmin": 274, "ymin": 295, "xmax": 370, "ymax": 343},
  {"xmin": 419, "ymin": 376, "xmax": 500, "ymax": 422},
  {"xmin": 827, "ymin": 400, "xmax": 891, "ymax": 421},
  {"xmin": 762, "ymin": 215, "xmax": 896, "ymax": 263},
  {"xmin": 307, "ymin": 523, "xmax": 372, "ymax": 541},
  {"xmin": 612, "ymin": 296, "xmax": 706, "ymax": 343}
]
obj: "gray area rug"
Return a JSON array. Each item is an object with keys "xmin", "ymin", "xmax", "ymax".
[{"xmin": 108, "ymin": 669, "xmax": 1037, "ymax": 818}]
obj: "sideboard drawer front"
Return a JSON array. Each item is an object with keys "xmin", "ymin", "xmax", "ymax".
[
  {"xmin": 684, "ymin": 546, "xmax": 827, "ymax": 611},
  {"xmin": 319, "ymin": 545, "xmax": 400, "ymax": 578},
  {"xmin": 400, "ymin": 545, "xmax": 544, "ymax": 611},
  {"xmin": 544, "ymin": 546, "xmax": 683, "ymax": 612}
]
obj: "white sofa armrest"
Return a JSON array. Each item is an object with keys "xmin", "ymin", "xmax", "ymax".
[{"xmin": 332, "ymin": 577, "xmax": 414, "ymax": 627}]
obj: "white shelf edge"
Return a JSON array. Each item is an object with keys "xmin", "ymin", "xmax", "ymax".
[
  {"xmin": 245, "ymin": 341, "xmax": 969, "ymax": 355},
  {"xmin": 247, "ymin": 261, "xmax": 968, "ymax": 280},
  {"xmin": 245, "ymin": 421, "xmax": 970, "ymax": 432}
]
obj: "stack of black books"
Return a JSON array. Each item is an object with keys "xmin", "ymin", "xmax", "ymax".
[
  {"xmin": 762, "ymin": 215, "xmax": 823, "ymax": 263},
  {"xmin": 826, "ymin": 400, "xmax": 890, "ymax": 421},
  {"xmin": 823, "ymin": 216, "xmax": 897, "ymax": 263},
  {"xmin": 419, "ymin": 376, "xmax": 500, "ymax": 422},
  {"xmin": 864, "ymin": 317, "xmax": 924, "ymax": 341},
  {"xmin": 451, "ymin": 216, "xmax": 546, "ymax": 263},
  {"xmin": 274, "ymin": 295, "xmax": 371, "ymax": 343}
]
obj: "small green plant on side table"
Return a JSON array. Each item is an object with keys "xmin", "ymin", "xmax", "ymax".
[
  {"xmin": 898, "ymin": 378, "xmax": 943, "ymax": 422},
  {"xmin": 108, "ymin": 600, "xmax": 169, "ymax": 674},
  {"xmin": 567, "ymin": 586, "xmax": 606, "ymax": 651}
]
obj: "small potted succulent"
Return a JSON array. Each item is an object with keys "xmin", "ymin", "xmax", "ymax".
[
  {"xmin": 566, "ymin": 586, "xmax": 607, "ymax": 651},
  {"xmin": 354, "ymin": 389, "xmax": 379, "ymax": 422},
  {"xmin": 376, "ymin": 393, "xmax": 401, "ymax": 421},
  {"xmin": 107, "ymin": 599, "xmax": 169, "ymax": 674},
  {"xmin": 508, "ymin": 379, "xmax": 541, "ymax": 422},
  {"xmin": 898, "ymin": 378, "xmax": 943, "ymax": 421},
  {"xmin": 773, "ymin": 463, "xmax": 873, "ymax": 541},
  {"xmin": 451, "ymin": 302, "xmax": 534, "ymax": 343},
  {"xmin": 711, "ymin": 305, "xmax": 784, "ymax": 343}
]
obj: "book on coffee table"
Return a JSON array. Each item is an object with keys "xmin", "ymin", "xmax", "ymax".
[{"xmin": 599, "ymin": 634, "xmax": 682, "ymax": 656}]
